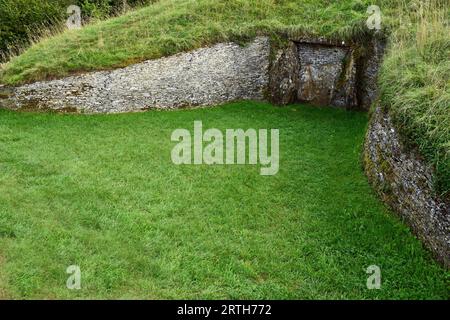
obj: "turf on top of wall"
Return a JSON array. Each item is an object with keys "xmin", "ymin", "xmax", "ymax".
[
  {"xmin": 0, "ymin": 0, "xmax": 448, "ymax": 196},
  {"xmin": 0, "ymin": 0, "xmax": 392, "ymax": 85},
  {"xmin": 0, "ymin": 102, "xmax": 447, "ymax": 299}
]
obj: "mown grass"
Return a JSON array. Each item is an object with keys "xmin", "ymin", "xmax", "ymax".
[{"xmin": 0, "ymin": 102, "xmax": 448, "ymax": 299}]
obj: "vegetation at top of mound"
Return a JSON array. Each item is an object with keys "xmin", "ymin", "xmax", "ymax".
[{"xmin": 0, "ymin": 0, "xmax": 396, "ymax": 85}]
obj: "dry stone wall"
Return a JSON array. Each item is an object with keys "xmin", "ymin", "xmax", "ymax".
[
  {"xmin": 364, "ymin": 106, "xmax": 450, "ymax": 267},
  {"xmin": 0, "ymin": 37, "xmax": 270, "ymax": 113},
  {"xmin": 0, "ymin": 36, "xmax": 386, "ymax": 113},
  {"xmin": 356, "ymin": 37, "xmax": 387, "ymax": 110},
  {"xmin": 268, "ymin": 38, "xmax": 385, "ymax": 110}
]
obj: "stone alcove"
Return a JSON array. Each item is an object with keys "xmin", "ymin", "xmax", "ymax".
[{"xmin": 269, "ymin": 37, "xmax": 386, "ymax": 111}]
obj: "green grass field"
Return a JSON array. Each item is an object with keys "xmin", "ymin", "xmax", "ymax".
[{"xmin": 0, "ymin": 102, "xmax": 447, "ymax": 299}]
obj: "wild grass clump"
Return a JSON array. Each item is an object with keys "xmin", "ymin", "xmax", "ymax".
[
  {"xmin": 0, "ymin": 0, "xmax": 156, "ymax": 62},
  {"xmin": 379, "ymin": 0, "xmax": 450, "ymax": 197}
]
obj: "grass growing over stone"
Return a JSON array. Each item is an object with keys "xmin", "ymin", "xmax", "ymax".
[
  {"xmin": 378, "ymin": 1, "xmax": 450, "ymax": 197},
  {"xmin": 0, "ymin": 102, "xmax": 447, "ymax": 299},
  {"xmin": 0, "ymin": 0, "xmax": 448, "ymax": 196},
  {"xmin": 0, "ymin": 0, "xmax": 395, "ymax": 85}
]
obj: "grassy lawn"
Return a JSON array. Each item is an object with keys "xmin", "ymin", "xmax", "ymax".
[{"xmin": 0, "ymin": 102, "xmax": 447, "ymax": 299}]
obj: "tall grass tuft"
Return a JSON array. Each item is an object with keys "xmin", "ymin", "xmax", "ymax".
[{"xmin": 379, "ymin": 0, "xmax": 450, "ymax": 197}]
